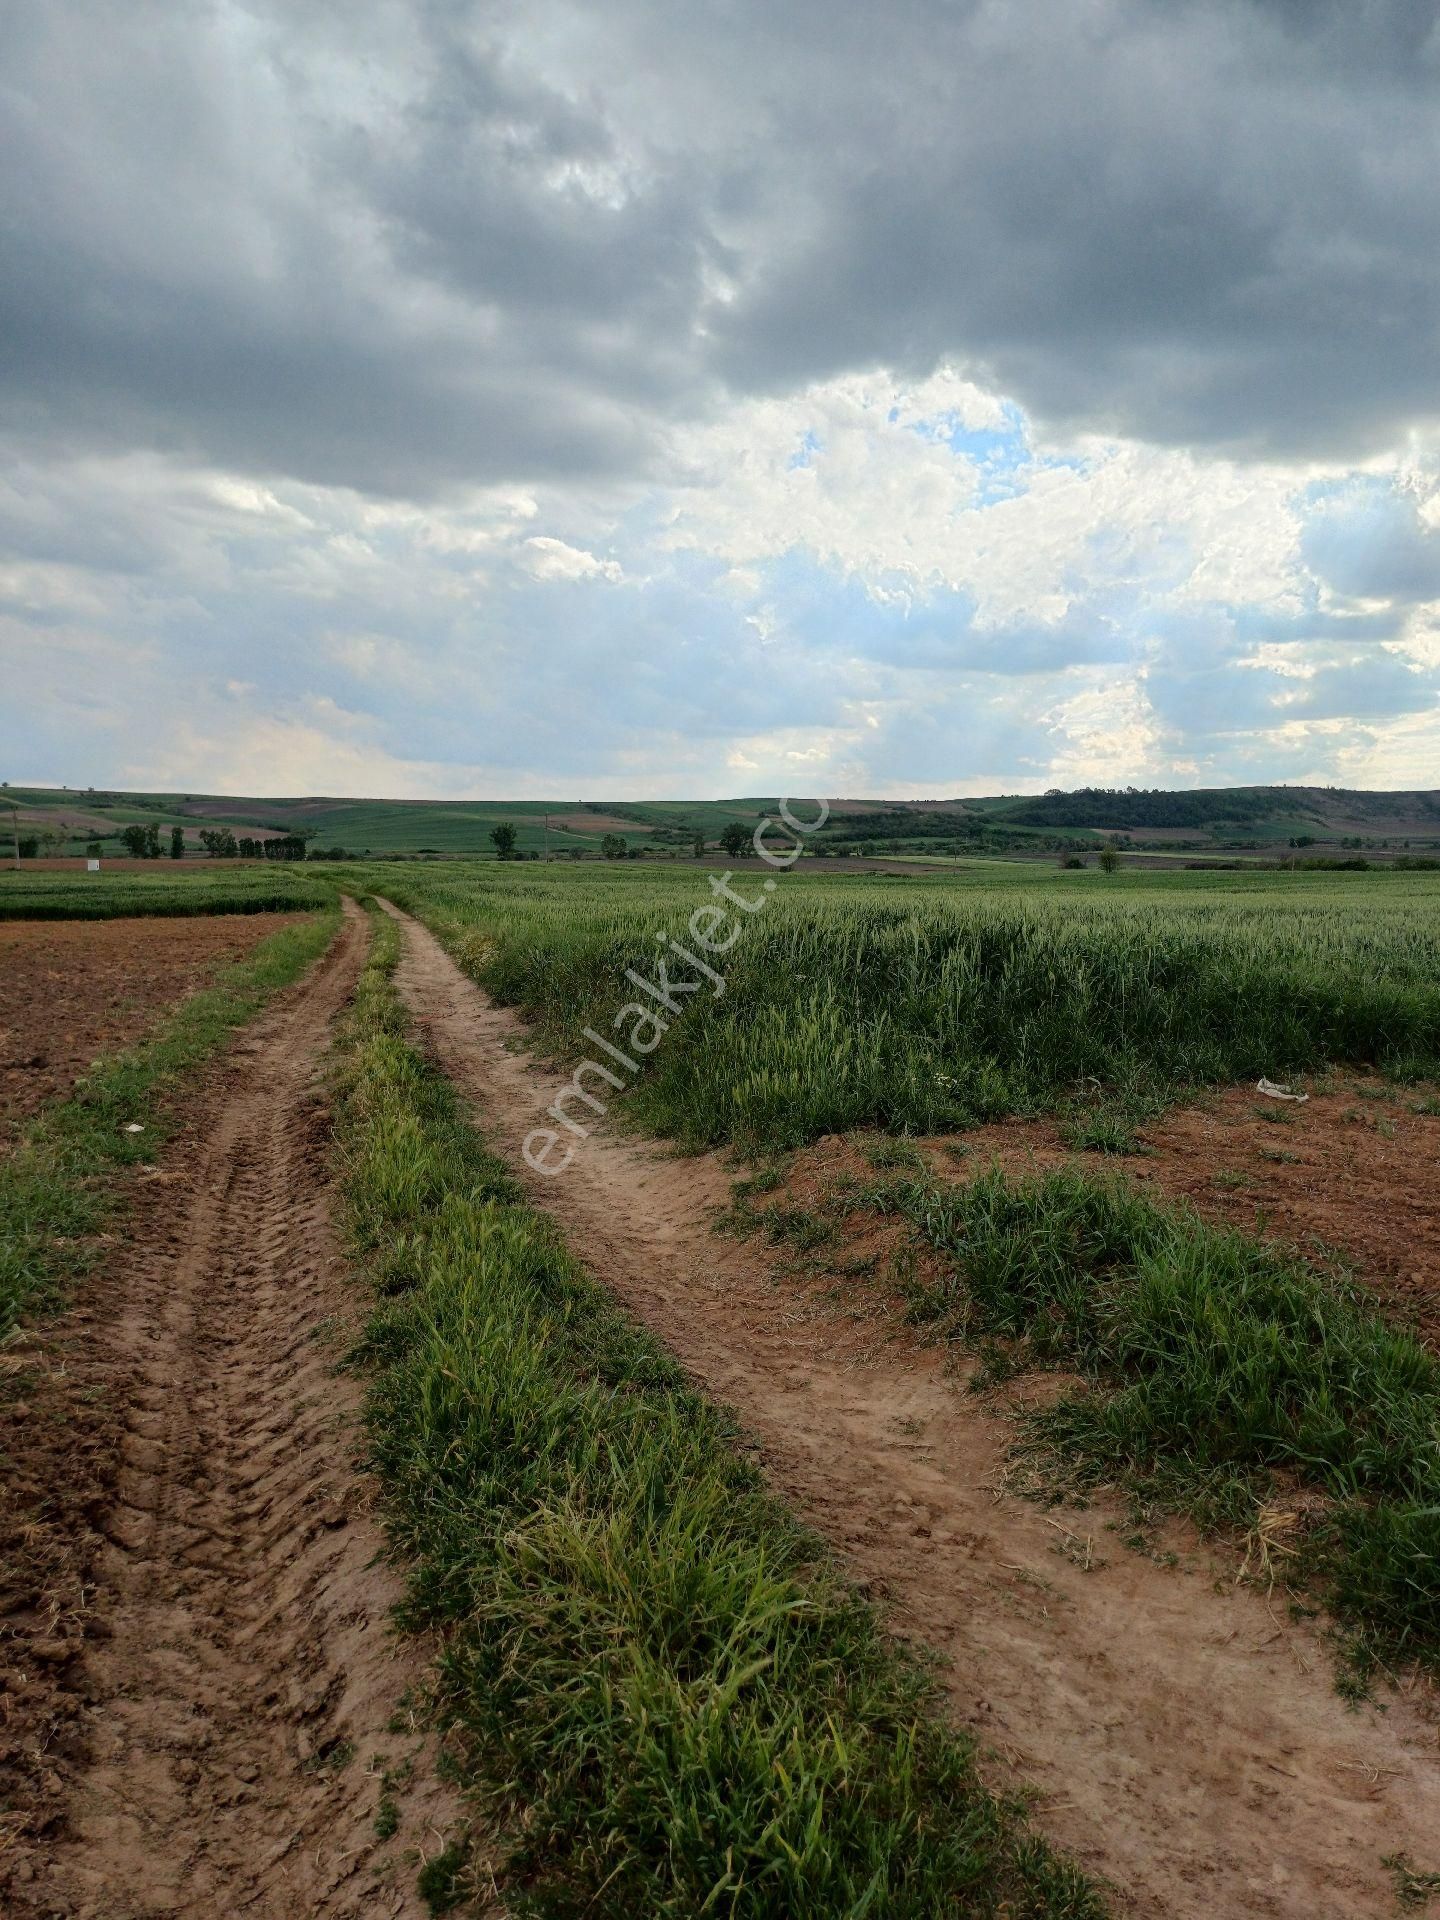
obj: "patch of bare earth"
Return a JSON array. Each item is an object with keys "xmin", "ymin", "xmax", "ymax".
[
  {"xmin": 379, "ymin": 898, "xmax": 1440, "ymax": 1920},
  {"xmin": 539, "ymin": 809, "xmax": 648, "ymax": 836},
  {"xmin": 2, "ymin": 901, "xmax": 467, "ymax": 1919},
  {"xmin": 0, "ymin": 912, "xmax": 311, "ymax": 1136}
]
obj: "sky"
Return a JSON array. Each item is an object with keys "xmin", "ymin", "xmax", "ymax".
[{"xmin": 4, "ymin": 0, "xmax": 1440, "ymax": 801}]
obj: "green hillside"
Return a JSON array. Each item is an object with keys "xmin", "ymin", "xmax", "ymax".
[
  {"xmin": 0, "ymin": 786, "xmax": 794, "ymax": 858},
  {"xmin": 5, "ymin": 782, "xmax": 1439, "ymax": 861}
]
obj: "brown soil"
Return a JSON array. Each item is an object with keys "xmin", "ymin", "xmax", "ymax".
[
  {"xmin": 379, "ymin": 898, "xmax": 1440, "ymax": 1920},
  {"xmin": 2, "ymin": 901, "xmax": 466, "ymax": 1918},
  {"xmin": 1, "ymin": 807, "xmax": 121, "ymax": 840},
  {"xmin": 0, "ymin": 913, "xmax": 306, "ymax": 1133},
  {"xmin": 541, "ymin": 809, "xmax": 652, "ymax": 836}
]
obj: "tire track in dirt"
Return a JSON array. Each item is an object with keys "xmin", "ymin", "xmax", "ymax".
[
  {"xmin": 31, "ymin": 901, "xmax": 462, "ymax": 1919},
  {"xmin": 381, "ymin": 898, "xmax": 1440, "ymax": 1920}
]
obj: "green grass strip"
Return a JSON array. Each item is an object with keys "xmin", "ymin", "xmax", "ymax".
[
  {"xmin": 0, "ymin": 868, "xmax": 335, "ymax": 919},
  {"xmin": 335, "ymin": 860, "xmax": 1440, "ymax": 1153},
  {"xmin": 883, "ymin": 1165, "xmax": 1440, "ymax": 1675},
  {"xmin": 332, "ymin": 910, "xmax": 1103, "ymax": 1920},
  {"xmin": 0, "ymin": 906, "xmax": 340, "ymax": 1336}
]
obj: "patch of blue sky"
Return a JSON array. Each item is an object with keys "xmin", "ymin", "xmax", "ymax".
[
  {"xmin": 1229, "ymin": 596, "xmax": 1401, "ymax": 645},
  {"xmin": 1294, "ymin": 470, "xmax": 1387, "ymax": 512},
  {"xmin": 737, "ymin": 548, "xmax": 1141, "ymax": 678},
  {"xmin": 941, "ymin": 402, "xmax": 1032, "ymax": 504},
  {"xmin": 898, "ymin": 399, "xmax": 1092, "ymax": 508}
]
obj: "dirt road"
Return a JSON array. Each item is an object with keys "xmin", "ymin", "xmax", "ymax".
[
  {"xmin": 381, "ymin": 897, "xmax": 1440, "ymax": 1920},
  {"xmin": 12, "ymin": 901, "xmax": 460, "ymax": 1918}
]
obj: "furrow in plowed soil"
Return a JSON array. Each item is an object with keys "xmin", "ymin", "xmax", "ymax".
[
  {"xmin": 380, "ymin": 898, "xmax": 1440, "ymax": 1920},
  {"xmin": 21, "ymin": 902, "xmax": 459, "ymax": 1919}
]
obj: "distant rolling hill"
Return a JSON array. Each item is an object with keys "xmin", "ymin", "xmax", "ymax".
[{"xmin": 4, "ymin": 783, "xmax": 1439, "ymax": 859}]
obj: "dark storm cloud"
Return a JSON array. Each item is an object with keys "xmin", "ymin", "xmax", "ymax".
[
  {"xmin": 3, "ymin": 0, "xmax": 1440, "ymax": 495},
  {"xmin": 0, "ymin": 0, "xmax": 716, "ymax": 492},
  {"xmin": 705, "ymin": 0, "xmax": 1440, "ymax": 456}
]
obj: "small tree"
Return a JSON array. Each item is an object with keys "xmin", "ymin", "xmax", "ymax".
[
  {"xmin": 490, "ymin": 821, "xmax": 518, "ymax": 860},
  {"xmin": 692, "ymin": 832, "xmax": 706, "ymax": 857},
  {"xmin": 18, "ymin": 835, "xmax": 38, "ymax": 859},
  {"xmin": 142, "ymin": 821, "xmax": 162, "ymax": 859},
  {"xmin": 1098, "ymin": 844, "xmax": 1121, "ymax": 874},
  {"xmin": 122, "ymin": 823, "xmax": 148, "ymax": 858},
  {"xmin": 719, "ymin": 822, "xmax": 751, "ymax": 858},
  {"xmin": 170, "ymin": 824, "xmax": 185, "ymax": 859},
  {"xmin": 601, "ymin": 832, "xmax": 627, "ymax": 860},
  {"xmin": 85, "ymin": 840, "xmax": 102, "ymax": 860}
]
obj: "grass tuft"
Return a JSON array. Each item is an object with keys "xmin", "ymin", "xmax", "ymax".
[
  {"xmin": 0, "ymin": 867, "xmax": 333, "ymax": 919},
  {"xmin": 1059, "ymin": 1109, "xmax": 1146, "ymax": 1155}
]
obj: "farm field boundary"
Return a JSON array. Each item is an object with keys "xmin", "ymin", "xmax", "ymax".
[
  {"xmin": 336, "ymin": 904, "xmax": 1101, "ymax": 1918},
  {"xmin": 370, "ymin": 897, "xmax": 1440, "ymax": 1919},
  {"xmin": 12, "ymin": 899, "xmax": 466, "ymax": 1916},
  {"xmin": 1, "ymin": 910, "xmax": 318, "ymax": 1130},
  {"xmin": 0, "ymin": 902, "xmax": 340, "ymax": 1336},
  {"xmin": 0, "ymin": 867, "xmax": 335, "ymax": 919},
  {"xmin": 331, "ymin": 860, "xmax": 1440, "ymax": 1152}
]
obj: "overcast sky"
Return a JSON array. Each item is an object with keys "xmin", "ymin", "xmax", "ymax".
[{"xmin": 4, "ymin": 0, "xmax": 1440, "ymax": 798}]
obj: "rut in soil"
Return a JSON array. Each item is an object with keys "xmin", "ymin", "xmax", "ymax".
[{"xmin": 33, "ymin": 903, "xmax": 461, "ymax": 1920}]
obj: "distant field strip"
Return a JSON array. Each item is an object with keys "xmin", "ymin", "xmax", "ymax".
[
  {"xmin": 333, "ymin": 906, "xmax": 1102, "ymax": 1918},
  {"xmin": 0, "ymin": 868, "xmax": 336, "ymax": 919},
  {"xmin": 327, "ymin": 861, "xmax": 1440, "ymax": 1150}
]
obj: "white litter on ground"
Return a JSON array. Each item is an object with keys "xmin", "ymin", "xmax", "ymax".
[{"xmin": 1255, "ymin": 1078, "xmax": 1309, "ymax": 1103}]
